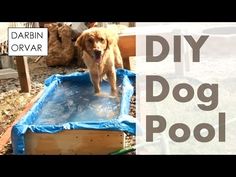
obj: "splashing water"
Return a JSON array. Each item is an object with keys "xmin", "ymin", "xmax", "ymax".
[{"xmin": 34, "ymin": 79, "xmax": 122, "ymax": 125}]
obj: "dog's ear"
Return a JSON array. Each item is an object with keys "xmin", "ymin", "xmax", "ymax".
[
  {"xmin": 105, "ymin": 29, "xmax": 118, "ymax": 49},
  {"xmin": 75, "ymin": 33, "xmax": 86, "ymax": 50}
]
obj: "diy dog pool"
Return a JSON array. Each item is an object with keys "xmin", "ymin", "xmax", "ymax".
[{"xmin": 11, "ymin": 69, "xmax": 136, "ymax": 154}]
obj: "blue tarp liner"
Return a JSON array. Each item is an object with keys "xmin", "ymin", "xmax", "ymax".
[{"xmin": 11, "ymin": 69, "xmax": 136, "ymax": 154}]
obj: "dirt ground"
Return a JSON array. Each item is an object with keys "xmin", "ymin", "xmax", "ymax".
[{"xmin": 0, "ymin": 57, "xmax": 136, "ymax": 155}]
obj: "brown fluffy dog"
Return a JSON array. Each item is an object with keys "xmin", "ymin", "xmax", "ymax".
[{"xmin": 76, "ymin": 27, "xmax": 123, "ymax": 96}]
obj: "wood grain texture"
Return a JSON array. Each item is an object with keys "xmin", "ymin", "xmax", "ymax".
[{"xmin": 25, "ymin": 130, "xmax": 125, "ymax": 155}]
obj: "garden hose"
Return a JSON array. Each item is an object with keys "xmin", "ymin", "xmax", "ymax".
[{"xmin": 110, "ymin": 138, "xmax": 162, "ymax": 155}]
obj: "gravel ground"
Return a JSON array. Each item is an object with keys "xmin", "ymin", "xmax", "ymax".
[{"xmin": 0, "ymin": 57, "xmax": 136, "ymax": 155}]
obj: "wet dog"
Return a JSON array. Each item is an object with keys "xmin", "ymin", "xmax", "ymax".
[{"xmin": 76, "ymin": 27, "xmax": 123, "ymax": 96}]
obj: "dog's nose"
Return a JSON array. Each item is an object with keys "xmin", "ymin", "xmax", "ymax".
[{"xmin": 94, "ymin": 49, "xmax": 102, "ymax": 59}]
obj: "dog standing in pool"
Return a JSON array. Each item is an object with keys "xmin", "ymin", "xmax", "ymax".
[{"xmin": 76, "ymin": 27, "xmax": 123, "ymax": 97}]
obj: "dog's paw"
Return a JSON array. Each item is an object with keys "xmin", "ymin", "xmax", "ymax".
[
  {"xmin": 110, "ymin": 90, "xmax": 119, "ymax": 98},
  {"xmin": 109, "ymin": 94, "xmax": 117, "ymax": 99},
  {"xmin": 95, "ymin": 92, "xmax": 109, "ymax": 97},
  {"xmin": 108, "ymin": 94, "xmax": 120, "ymax": 103},
  {"xmin": 95, "ymin": 92, "xmax": 102, "ymax": 97}
]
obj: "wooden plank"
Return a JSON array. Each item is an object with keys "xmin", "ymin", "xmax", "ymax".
[
  {"xmin": 0, "ymin": 68, "xmax": 18, "ymax": 79},
  {"xmin": 25, "ymin": 130, "xmax": 125, "ymax": 155},
  {"xmin": 118, "ymin": 35, "xmax": 135, "ymax": 59},
  {"xmin": 118, "ymin": 35, "xmax": 136, "ymax": 70},
  {"xmin": 0, "ymin": 56, "xmax": 16, "ymax": 69},
  {"xmin": 15, "ymin": 56, "xmax": 31, "ymax": 92}
]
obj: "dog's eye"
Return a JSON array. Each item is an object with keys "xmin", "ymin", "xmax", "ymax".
[
  {"xmin": 88, "ymin": 38, "xmax": 94, "ymax": 44},
  {"xmin": 100, "ymin": 38, "xmax": 105, "ymax": 42}
]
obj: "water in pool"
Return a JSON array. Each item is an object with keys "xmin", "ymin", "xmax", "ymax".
[{"xmin": 34, "ymin": 79, "xmax": 122, "ymax": 125}]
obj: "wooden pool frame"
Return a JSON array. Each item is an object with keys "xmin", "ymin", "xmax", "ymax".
[
  {"xmin": 0, "ymin": 33, "xmax": 135, "ymax": 155},
  {"xmin": 23, "ymin": 34, "xmax": 135, "ymax": 155}
]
